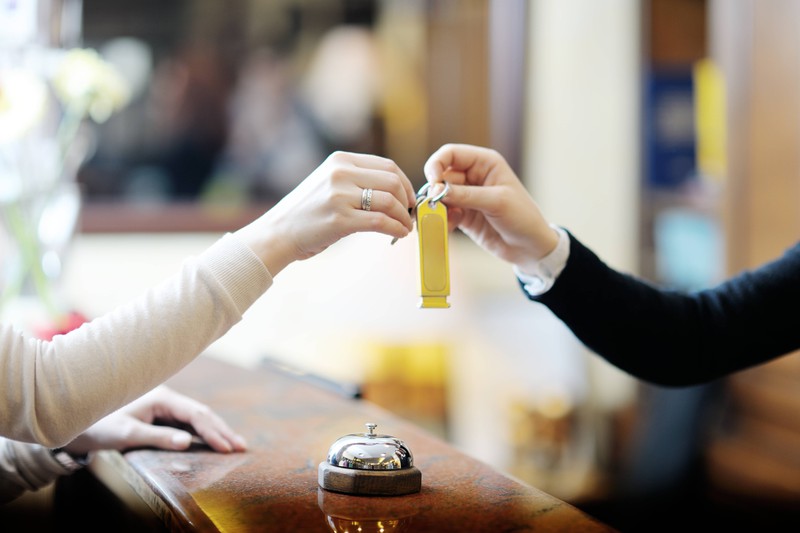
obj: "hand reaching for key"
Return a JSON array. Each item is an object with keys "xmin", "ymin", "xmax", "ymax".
[
  {"xmin": 235, "ymin": 151, "xmax": 417, "ymax": 277},
  {"xmin": 423, "ymin": 143, "xmax": 560, "ymax": 269}
]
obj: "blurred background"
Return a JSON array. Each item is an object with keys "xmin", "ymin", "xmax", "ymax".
[{"xmin": 3, "ymin": 1, "xmax": 800, "ymax": 531}]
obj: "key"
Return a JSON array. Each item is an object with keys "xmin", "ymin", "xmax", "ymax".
[{"xmin": 416, "ymin": 186, "xmax": 450, "ymax": 309}]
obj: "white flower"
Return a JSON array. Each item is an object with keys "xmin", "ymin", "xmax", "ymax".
[
  {"xmin": 1, "ymin": 47, "xmax": 132, "ymax": 323},
  {"xmin": 51, "ymin": 48, "xmax": 131, "ymax": 123},
  {"xmin": 0, "ymin": 69, "xmax": 48, "ymax": 143}
]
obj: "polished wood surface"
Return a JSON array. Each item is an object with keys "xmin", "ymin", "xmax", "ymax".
[{"xmin": 94, "ymin": 355, "xmax": 616, "ymax": 532}]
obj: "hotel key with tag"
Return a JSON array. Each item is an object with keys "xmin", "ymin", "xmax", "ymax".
[{"xmin": 415, "ymin": 182, "xmax": 450, "ymax": 309}]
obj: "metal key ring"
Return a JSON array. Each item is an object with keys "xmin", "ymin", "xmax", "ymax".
[
  {"xmin": 416, "ymin": 181, "xmax": 450, "ymax": 207},
  {"xmin": 415, "ymin": 182, "xmax": 431, "ymax": 199}
]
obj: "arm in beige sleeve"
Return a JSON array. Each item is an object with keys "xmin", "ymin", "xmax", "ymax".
[{"xmin": 0, "ymin": 233, "xmax": 272, "ymax": 447}]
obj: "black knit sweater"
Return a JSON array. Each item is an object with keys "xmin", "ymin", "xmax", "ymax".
[{"xmin": 525, "ymin": 231, "xmax": 800, "ymax": 387}]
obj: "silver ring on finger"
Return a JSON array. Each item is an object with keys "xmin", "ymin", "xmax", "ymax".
[{"xmin": 361, "ymin": 188, "xmax": 373, "ymax": 211}]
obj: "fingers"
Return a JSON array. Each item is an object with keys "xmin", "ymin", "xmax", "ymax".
[
  {"xmin": 156, "ymin": 397, "xmax": 247, "ymax": 453},
  {"xmin": 123, "ymin": 423, "xmax": 195, "ymax": 451},
  {"xmin": 128, "ymin": 387, "xmax": 247, "ymax": 453},
  {"xmin": 341, "ymin": 152, "xmax": 417, "ymax": 206},
  {"xmin": 423, "ymin": 143, "xmax": 461, "ymax": 182},
  {"xmin": 424, "ymin": 143, "xmax": 503, "ymax": 184},
  {"xmin": 316, "ymin": 153, "xmax": 415, "ymax": 242},
  {"xmin": 344, "ymin": 167, "xmax": 415, "ymax": 231}
]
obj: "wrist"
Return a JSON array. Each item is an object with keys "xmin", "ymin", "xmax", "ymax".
[
  {"xmin": 515, "ymin": 225, "xmax": 561, "ymax": 274},
  {"xmin": 234, "ymin": 219, "xmax": 294, "ymax": 277},
  {"xmin": 260, "ymin": 234, "xmax": 295, "ymax": 277},
  {"xmin": 535, "ymin": 223, "xmax": 561, "ymax": 258},
  {"xmin": 514, "ymin": 225, "xmax": 570, "ymax": 297},
  {"xmin": 51, "ymin": 447, "xmax": 89, "ymax": 472}
]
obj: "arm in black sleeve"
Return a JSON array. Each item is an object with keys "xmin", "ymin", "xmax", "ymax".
[{"xmin": 525, "ymin": 231, "xmax": 800, "ymax": 387}]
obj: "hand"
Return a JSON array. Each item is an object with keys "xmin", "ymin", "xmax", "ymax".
[
  {"xmin": 62, "ymin": 386, "xmax": 247, "ymax": 456},
  {"xmin": 235, "ymin": 151, "xmax": 417, "ymax": 276},
  {"xmin": 423, "ymin": 143, "xmax": 560, "ymax": 269}
]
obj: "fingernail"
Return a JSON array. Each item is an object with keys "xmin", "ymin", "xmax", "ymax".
[
  {"xmin": 172, "ymin": 432, "xmax": 192, "ymax": 449},
  {"xmin": 235, "ymin": 435, "xmax": 248, "ymax": 450}
]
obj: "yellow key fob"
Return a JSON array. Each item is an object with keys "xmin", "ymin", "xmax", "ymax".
[{"xmin": 416, "ymin": 195, "xmax": 450, "ymax": 309}]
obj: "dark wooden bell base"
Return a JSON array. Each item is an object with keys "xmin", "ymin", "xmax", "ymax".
[{"xmin": 318, "ymin": 462, "xmax": 422, "ymax": 496}]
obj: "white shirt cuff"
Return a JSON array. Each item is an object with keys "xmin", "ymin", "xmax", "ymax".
[{"xmin": 513, "ymin": 225, "xmax": 570, "ymax": 297}]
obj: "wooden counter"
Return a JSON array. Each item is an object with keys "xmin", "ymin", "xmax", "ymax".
[{"xmin": 88, "ymin": 355, "xmax": 617, "ymax": 532}]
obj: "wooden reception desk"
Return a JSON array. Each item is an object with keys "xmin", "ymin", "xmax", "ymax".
[{"xmin": 87, "ymin": 355, "xmax": 617, "ymax": 532}]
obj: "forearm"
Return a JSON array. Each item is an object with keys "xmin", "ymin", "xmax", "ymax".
[
  {"xmin": 0, "ymin": 233, "xmax": 272, "ymax": 446},
  {"xmin": 530, "ymin": 232, "xmax": 800, "ymax": 386}
]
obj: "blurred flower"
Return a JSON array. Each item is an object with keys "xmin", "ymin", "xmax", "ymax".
[
  {"xmin": 0, "ymin": 69, "xmax": 48, "ymax": 143},
  {"xmin": 1, "ymin": 47, "xmax": 130, "ymax": 334},
  {"xmin": 34, "ymin": 309, "xmax": 89, "ymax": 341},
  {"xmin": 52, "ymin": 47, "xmax": 130, "ymax": 124}
]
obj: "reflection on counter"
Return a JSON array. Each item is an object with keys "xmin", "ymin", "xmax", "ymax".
[
  {"xmin": 318, "ymin": 488, "xmax": 418, "ymax": 533},
  {"xmin": 508, "ymin": 392, "xmax": 601, "ymax": 501}
]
